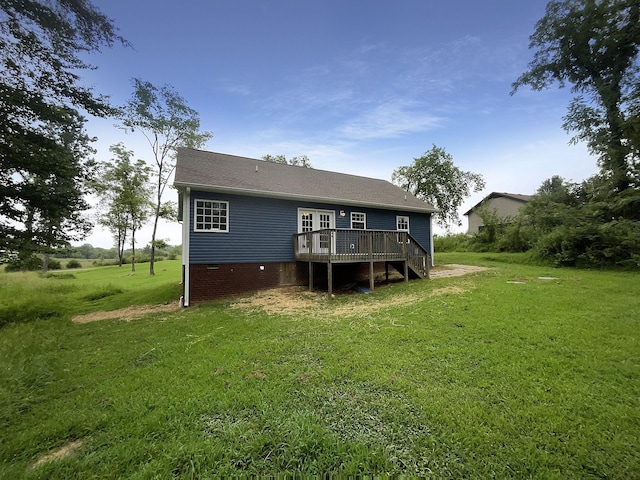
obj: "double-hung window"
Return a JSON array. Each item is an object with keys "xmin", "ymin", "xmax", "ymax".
[
  {"xmin": 396, "ymin": 215, "xmax": 410, "ymax": 243},
  {"xmin": 396, "ymin": 215, "xmax": 409, "ymax": 232},
  {"xmin": 194, "ymin": 199, "xmax": 228, "ymax": 232},
  {"xmin": 351, "ymin": 212, "xmax": 366, "ymax": 229}
]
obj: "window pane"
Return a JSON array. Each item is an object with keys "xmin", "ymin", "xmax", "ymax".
[{"xmin": 351, "ymin": 212, "xmax": 366, "ymax": 229}]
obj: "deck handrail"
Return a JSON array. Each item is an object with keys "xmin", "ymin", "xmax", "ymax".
[{"xmin": 293, "ymin": 228, "xmax": 430, "ymax": 278}]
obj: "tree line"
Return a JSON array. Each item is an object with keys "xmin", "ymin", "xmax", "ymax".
[
  {"xmin": 3, "ymin": 242, "xmax": 182, "ymax": 272},
  {"xmin": 452, "ymin": 0, "xmax": 640, "ymax": 268},
  {"xmin": 439, "ymin": 173, "xmax": 640, "ymax": 268}
]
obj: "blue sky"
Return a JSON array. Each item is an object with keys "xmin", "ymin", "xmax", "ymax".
[{"xmin": 81, "ymin": 0, "xmax": 597, "ymax": 248}]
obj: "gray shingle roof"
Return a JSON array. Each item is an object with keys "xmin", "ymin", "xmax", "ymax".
[
  {"xmin": 464, "ymin": 192, "xmax": 533, "ymax": 215},
  {"xmin": 174, "ymin": 148, "xmax": 437, "ymax": 213}
]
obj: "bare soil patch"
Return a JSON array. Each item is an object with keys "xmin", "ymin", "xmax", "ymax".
[
  {"xmin": 430, "ymin": 264, "xmax": 489, "ymax": 278},
  {"xmin": 72, "ymin": 303, "xmax": 181, "ymax": 324},
  {"xmin": 29, "ymin": 439, "xmax": 84, "ymax": 471}
]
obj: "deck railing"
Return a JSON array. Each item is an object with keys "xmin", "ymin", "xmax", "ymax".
[{"xmin": 293, "ymin": 229, "xmax": 430, "ymax": 278}]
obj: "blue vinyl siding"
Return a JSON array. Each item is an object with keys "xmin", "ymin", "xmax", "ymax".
[{"xmin": 189, "ymin": 191, "xmax": 431, "ymax": 264}]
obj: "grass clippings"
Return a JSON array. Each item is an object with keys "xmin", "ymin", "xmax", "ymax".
[{"xmin": 229, "ymin": 264, "xmax": 483, "ymax": 319}]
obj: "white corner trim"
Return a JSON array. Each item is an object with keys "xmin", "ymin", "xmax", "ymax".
[{"xmin": 182, "ymin": 187, "xmax": 191, "ymax": 306}]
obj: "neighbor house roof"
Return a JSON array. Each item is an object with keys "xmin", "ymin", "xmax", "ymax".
[
  {"xmin": 463, "ymin": 192, "xmax": 533, "ymax": 216},
  {"xmin": 174, "ymin": 148, "xmax": 437, "ymax": 213}
]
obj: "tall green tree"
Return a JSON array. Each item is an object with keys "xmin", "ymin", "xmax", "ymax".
[
  {"xmin": 392, "ymin": 145, "xmax": 485, "ymax": 229},
  {"xmin": 119, "ymin": 79, "xmax": 212, "ymax": 275},
  {"xmin": 0, "ymin": 0, "xmax": 128, "ymax": 263},
  {"xmin": 262, "ymin": 154, "xmax": 313, "ymax": 168},
  {"xmin": 511, "ymin": 0, "xmax": 640, "ymax": 193},
  {"xmin": 95, "ymin": 144, "xmax": 152, "ymax": 271}
]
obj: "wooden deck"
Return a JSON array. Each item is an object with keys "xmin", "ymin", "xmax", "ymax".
[{"xmin": 293, "ymin": 229, "xmax": 430, "ymax": 296}]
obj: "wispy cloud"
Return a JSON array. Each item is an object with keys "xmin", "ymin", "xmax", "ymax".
[
  {"xmin": 250, "ymin": 33, "xmax": 525, "ymax": 146},
  {"xmin": 339, "ymin": 100, "xmax": 444, "ymax": 140},
  {"xmin": 218, "ymin": 78, "xmax": 253, "ymax": 96}
]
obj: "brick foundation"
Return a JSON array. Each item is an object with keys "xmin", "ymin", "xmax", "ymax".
[
  {"xmin": 187, "ymin": 261, "xmax": 399, "ymax": 303},
  {"xmin": 188, "ymin": 262, "xmax": 305, "ymax": 302}
]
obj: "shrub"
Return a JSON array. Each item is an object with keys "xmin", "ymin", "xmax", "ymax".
[
  {"xmin": 66, "ymin": 259, "xmax": 82, "ymax": 269},
  {"xmin": 433, "ymin": 233, "xmax": 471, "ymax": 252},
  {"xmin": 47, "ymin": 259, "xmax": 61, "ymax": 270},
  {"xmin": 4, "ymin": 255, "xmax": 42, "ymax": 272}
]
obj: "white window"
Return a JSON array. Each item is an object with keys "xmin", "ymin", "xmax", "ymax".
[
  {"xmin": 351, "ymin": 212, "xmax": 366, "ymax": 229},
  {"xmin": 396, "ymin": 215, "xmax": 409, "ymax": 232},
  {"xmin": 194, "ymin": 199, "xmax": 228, "ymax": 232}
]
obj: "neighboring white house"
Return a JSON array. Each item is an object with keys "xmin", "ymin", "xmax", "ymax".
[{"xmin": 464, "ymin": 192, "xmax": 532, "ymax": 234}]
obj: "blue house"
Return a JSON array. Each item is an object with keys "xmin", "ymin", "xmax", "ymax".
[{"xmin": 174, "ymin": 148, "xmax": 436, "ymax": 304}]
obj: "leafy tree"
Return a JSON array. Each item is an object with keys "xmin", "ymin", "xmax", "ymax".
[
  {"xmin": 521, "ymin": 175, "xmax": 579, "ymax": 235},
  {"xmin": 98, "ymin": 201, "xmax": 128, "ymax": 266},
  {"xmin": 95, "ymin": 144, "xmax": 152, "ymax": 270},
  {"xmin": 76, "ymin": 243, "xmax": 97, "ymax": 259},
  {"xmin": 119, "ymin": 79, "xmax": 212, "ymax": 275},
  {"xmin": 392, "ymin": 145, "xmax": 485, "ymax": 229},
  {"xmin": 262, "ymin": 154, "xmax": 313, "ymax": 168},
  {"xmin": 0, "ymin": 0, "xmax": 128, "ymax": 265},
  {"xmin": 512, "ymin": 0, "xmax": 640, "ymax": 193}
]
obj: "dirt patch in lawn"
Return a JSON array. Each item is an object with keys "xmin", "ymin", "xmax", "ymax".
[
  {"xmin": 430, "ymin": 264, "xmax": 489, "ymax": 278},
  {"xmin": 29, "ymin": 439, "xmax": 84, "ymax": 471},
  {"xmin": 72, "ymin": 303, "xmax": 181, "ymax": 324}
]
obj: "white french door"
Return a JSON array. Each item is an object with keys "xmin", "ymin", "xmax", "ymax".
[{"xmin": 298, "ymin": 208, "xmax": 335, "ymax": 254}]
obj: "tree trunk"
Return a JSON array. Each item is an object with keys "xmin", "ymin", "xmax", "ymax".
[
  {"xmin": 131, "ymin": 228, "xmax": 136, "ymax": 272},
  {"xmin": 149, "ymin": 201, "xmax": 160, "ymax": 276},
  {"xmin": 596, "ymin": 72, "xmax": 631, "ymax": 192},
  {"xmin": 117, "ymin": 230, "xmax": 125, "ymax": 267},
  {"xmin": 41, "ymin": 252, "xmax": 50, "ymax": 274}
]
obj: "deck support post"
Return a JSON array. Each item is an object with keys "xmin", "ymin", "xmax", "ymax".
[
  {"xmin": 369, "ymin": 261, "xmax": 375, "ymax": 291},
  {"xmin": 307, "ymin": 232, "xmax": 313, "ymax": 292},
  {"xmin": 293, "ymin": 229, "xmax": 431, "ymax": 294}
]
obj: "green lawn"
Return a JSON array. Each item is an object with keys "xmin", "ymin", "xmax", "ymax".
[{"xmin": 1, "ymin": 254, "xmax": 638, "ymax": 478}]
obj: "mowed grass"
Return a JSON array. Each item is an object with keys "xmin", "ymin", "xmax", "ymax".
[{"xmin": 0, "ymin": 254, "xmax": 638, "ymax": 478}]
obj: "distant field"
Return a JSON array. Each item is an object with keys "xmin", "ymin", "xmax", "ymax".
[
  {"xmin": 50, "ymin": 258, "xmax": 96, "ymax": 269},
  {"xmin": 0, "ymin": 259, "xmax": 183, "ymax": 327},
  {"xmin": 0, "ymin": 254, "xmax": 638, "ymax": 478}
]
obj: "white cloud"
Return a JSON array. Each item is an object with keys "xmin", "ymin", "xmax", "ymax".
[{"xmin": 339, "ymin": 100, "xmax": 444, "ymax": 140}]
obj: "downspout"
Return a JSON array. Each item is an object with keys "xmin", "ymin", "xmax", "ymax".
[
  {"xmin": 429, "ymin": 214, "xmax": 435, "ymax": 267},
  {"xmin": 181, "ymin": 187, "xmax": 191, "ymax": 306}
]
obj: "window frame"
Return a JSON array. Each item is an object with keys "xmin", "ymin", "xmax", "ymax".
[
  {"xmin": 194, "ymin": 199, "xmax": 229, "ymax": 233},
  {"xmin": 396, "ymin": 215, "xmax": 410, "ymax": 232},
  {"xmin": 350, "ymin": 212, "xmax": 366, "ymax": 230}
]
